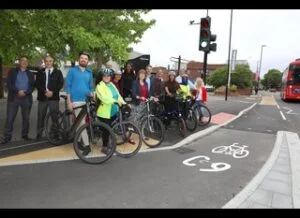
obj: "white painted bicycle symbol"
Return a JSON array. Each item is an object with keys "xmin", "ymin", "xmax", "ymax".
[
  {"xmin": 182, "ymin": 155, "xmax": 231, "ymax": 172},
  {"xmin": 212, "ymin": 142, "xmax": 249, "ymax": 159}
]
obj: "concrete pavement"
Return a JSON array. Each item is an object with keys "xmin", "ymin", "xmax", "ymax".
[
  {"xmin": 223, "ymin": 131, "xmax": 300, "ymax": 208},
  {"xmin": 223, "ymin": 93, "xmax": 300, "ymax": 208}
]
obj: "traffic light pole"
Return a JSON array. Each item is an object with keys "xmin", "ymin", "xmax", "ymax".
[{"xmin": 203, "ymin": 51, "xmax": 208, "ymax": 85}]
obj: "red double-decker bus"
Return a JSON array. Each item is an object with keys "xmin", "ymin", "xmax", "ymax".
[{"xmin": 280, "ymin": 59, "xmax": 300, "ymax": 101}]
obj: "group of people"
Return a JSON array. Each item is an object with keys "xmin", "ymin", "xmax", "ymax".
[{"xmin": 1, "ymin": 52, "xmax": 208, "ymax": 151}]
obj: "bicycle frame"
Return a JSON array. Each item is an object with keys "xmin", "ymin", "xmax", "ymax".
[
  {"xmin": 111, "ymin": 104, "xmax": 127, "ymax": 136},
  {"xmin": 229, "ymin": 143, "xmax": 248, "ymax": 152},
  {"xmin": 59, "ymin": 97, "xmax": 95, "ymax": 142}
]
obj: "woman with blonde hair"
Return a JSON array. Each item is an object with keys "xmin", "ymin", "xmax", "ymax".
[{"xmin": 194, "ymin": 77, "xmax": 207, "ymax": 122}]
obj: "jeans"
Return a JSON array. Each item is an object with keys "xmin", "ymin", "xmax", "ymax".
[{"xmin": 196, "ymin": 100, "xmax": 204, "ymax": 119}]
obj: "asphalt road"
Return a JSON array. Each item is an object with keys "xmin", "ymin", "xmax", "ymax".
[
  {"xmin": 273, "ymin": 92, "xmax": 300, "ymax": 136},
  {"xmin": 1, "ymin": 92, "xmax": 288, "ymax": 208}
]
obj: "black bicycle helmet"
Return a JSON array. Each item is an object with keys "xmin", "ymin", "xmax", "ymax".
[{"xmin": 99, "ymin": 68, "xmax": 114, "ymax": 76}]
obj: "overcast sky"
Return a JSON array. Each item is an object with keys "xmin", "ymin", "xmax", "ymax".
[{"xmin": 131, "ymin": 9, "xmax": 300, "ymax": 77}]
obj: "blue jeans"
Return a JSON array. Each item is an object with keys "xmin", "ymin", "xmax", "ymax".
[{"xmin": 196, "ymin": 100, "xmax": 204, "ymax": 119}]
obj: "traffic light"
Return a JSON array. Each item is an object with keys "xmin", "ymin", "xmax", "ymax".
[
  {"xmin": 199, "ymin": 16, "xmax": 217, "ymax": 53},
  {"xmin": 199, "ymin": 17, "xmax": 211, "ymax": 52},
  {"xmin": 209, "ymin": 34, "xmax": 217, "ymax": 52}
]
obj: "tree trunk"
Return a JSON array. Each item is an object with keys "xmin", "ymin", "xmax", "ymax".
[
  {"xmin": 0, "ymin": 56, "xmax": 4, "ymax": 99},
  {"xmin": 96, "ymin": 52, "xmax": 103, "ymax": 70}
]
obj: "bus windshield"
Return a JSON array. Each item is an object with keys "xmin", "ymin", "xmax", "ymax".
[{"xmin": 293, "ymin": 68, "xmax": 300, "ymax": 85}]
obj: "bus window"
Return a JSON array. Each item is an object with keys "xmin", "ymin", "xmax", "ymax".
[{"xmin": 293, "ymin": 68, "xmax": 300, "ymax": 84}]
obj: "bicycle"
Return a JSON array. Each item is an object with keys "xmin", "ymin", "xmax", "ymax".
[
  {"xmin": 154, "ymin": 95, "xmax": 187, "ymax": 138},
  {"xmin": 139, "ymin": 97, "xmax": 165, "ymax": 148},
  {"xmin": 111, "ymin": 103, "xmax": 142, "ymax": 158},
  {"xmin": 211, "ymin": 142, "xmax": 249, "ymax": 159},
  {"xmin": 45, "ymin": 95, "xmax": 117, "ymax": 164},
  {"xmin": 179, "ymin": 96, "xmax": 198, "ymax": 132},
  {"xmin": 191, "ymin": 100, "xmax": 212, "ymax": 127}
]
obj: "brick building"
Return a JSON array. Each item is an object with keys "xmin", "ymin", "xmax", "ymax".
[{"xmin": 187, "ymin": 61, "xmax": 226, "ymax": 82}]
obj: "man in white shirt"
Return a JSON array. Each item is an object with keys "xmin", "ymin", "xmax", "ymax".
[{"xmin": 35, "ymin": 55, "xmax": 64, "ymax": 140}]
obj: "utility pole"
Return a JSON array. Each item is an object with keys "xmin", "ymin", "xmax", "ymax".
[
  {"xmin": 0, "ymin": 56, "xmax": 3, "ymax": 99},
  {"xmin": 170, "ymin": 56, "xmax": 189, "ymax": 74},
  {"xmin": 177, "ymin": 55, "xmax": 181, "ymax": 73},
  {"xmin": 225, "ymin": 9, "xmax": 233, "ymax": 101}
]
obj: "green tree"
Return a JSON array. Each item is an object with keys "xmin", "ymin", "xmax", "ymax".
[
  {"xmin": 0, "ymin": 9, "xmax": 156, "ymax": 98},
  {"xmin": 206, "ymin": 66, "xmax": 227, "ymax": 88},
  {"xmin": 231, "ymin": 64, "xmax": 253, "ymax": 88},
  {"xmin": 261, "ymin": 69, "xmax": 282, "ymax": 89}
]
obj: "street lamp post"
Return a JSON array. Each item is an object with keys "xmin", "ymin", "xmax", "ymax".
[{"xmin": 258, "ymin": 45, "xmax": 266, "ymax": 84}]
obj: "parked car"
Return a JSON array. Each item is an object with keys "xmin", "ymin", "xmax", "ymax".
[{"xmin": 205, "ymin": 85, "xmax": 215, "ymax": 92}]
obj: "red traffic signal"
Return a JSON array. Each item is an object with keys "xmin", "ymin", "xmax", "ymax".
[{"xmin": 200, "ymin": 17, "xmax": 211, "ymax": 29}]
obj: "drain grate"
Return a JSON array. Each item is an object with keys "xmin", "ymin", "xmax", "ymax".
[{"xmin": 172, "ymin": 147, "xmax": 196, "ymax": 154}]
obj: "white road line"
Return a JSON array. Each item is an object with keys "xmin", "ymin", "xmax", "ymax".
[
  {"xmin": 277, "ymin": 105, "xmax": 280, "ymax": 109},
  {"xmin": 280, "ymin": 110, "xmax": 287, "ymax": 121}
]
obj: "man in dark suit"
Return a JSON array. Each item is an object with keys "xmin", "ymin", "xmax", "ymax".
[
  {"xmin": 1, "ymin": 55, "xmax": 35, "ymax": 144},
  {"xmin": 35, "ymin": 55, "xmax": 64, "ymax": 140}
]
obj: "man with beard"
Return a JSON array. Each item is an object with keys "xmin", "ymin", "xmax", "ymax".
[{"xmin": 65, "ymin": 51, "xmax": 94, "ymax": 155}]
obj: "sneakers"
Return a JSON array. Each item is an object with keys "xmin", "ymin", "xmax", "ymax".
[
  {"xmin": 1, "ymin": 138, "xmax": 10, "ymax": 145},
  {"xmin": 128, "ymin": 139, "xmax": 136, "ymax": 145},
  {"xmin": 101, "ymin": 146, "xmax": 112, "ymax": 155},
  {"xmin": 22, "ymin": 135, "xmax": 32, "ymax": 141},
  {"xmin": 36, "ymin": 134, "xmax": 42, "ymax": 141},
  {"xmin": 82, "ymin": 146, "xmax": 91, "ymax": 156}
]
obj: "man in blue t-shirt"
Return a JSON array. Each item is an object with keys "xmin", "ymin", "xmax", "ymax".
[{"xmin": 65, "ymin": 51, "xmax": 94, "ymax": 155}]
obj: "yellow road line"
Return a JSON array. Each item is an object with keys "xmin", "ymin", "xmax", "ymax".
[{"xmin": 0, "ymin": 137, "xmax": 155, "ymax": 166}]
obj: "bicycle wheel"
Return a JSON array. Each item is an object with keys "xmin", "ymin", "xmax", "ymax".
[
  {"xmin": 112, "ymin": 121, "xmax": 142, "ymax": 158},
  {"xmin": 45, "ymin": 111, "xmax": 69, "ymax": 145},
  {"xmin": 177, "ymin": 118, "xmax": 187, "ymax": 137},
  {"xmin": 212, "ymin": 146, "xmax": 227, "ymax": 153},
  {"xmin": 233, "ymin": 150, "xmax": 249, "ymax": 159},
  {"xmin": 73, "ymin": 122, "xmax": 116, "ymax": 164},
  {"xmin": 193, "ymin": 105, "xmax": 212, "ymax": 127},
  {"xmin": 184, "ymin": 109, "xmax": 198, "ymax": 132},
  {"xmin": 140, "ymin": 116, "xmax": 165, "ymax": 148}
]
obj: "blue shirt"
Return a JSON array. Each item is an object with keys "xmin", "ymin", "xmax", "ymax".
[
  {"xmin": 15, "ymin": 70, "xmax": 29, "ymax": 91},
  {"xmin": 146, "ymin": 77, "xmax": 151, "ymax": 92},
  {"xmin": 107, "ymin": 83, "xmax": 119, "ymax": 117},
  {"xmin": 65, "ymin": 66, "xmax": 94, "ymax": 102}
]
